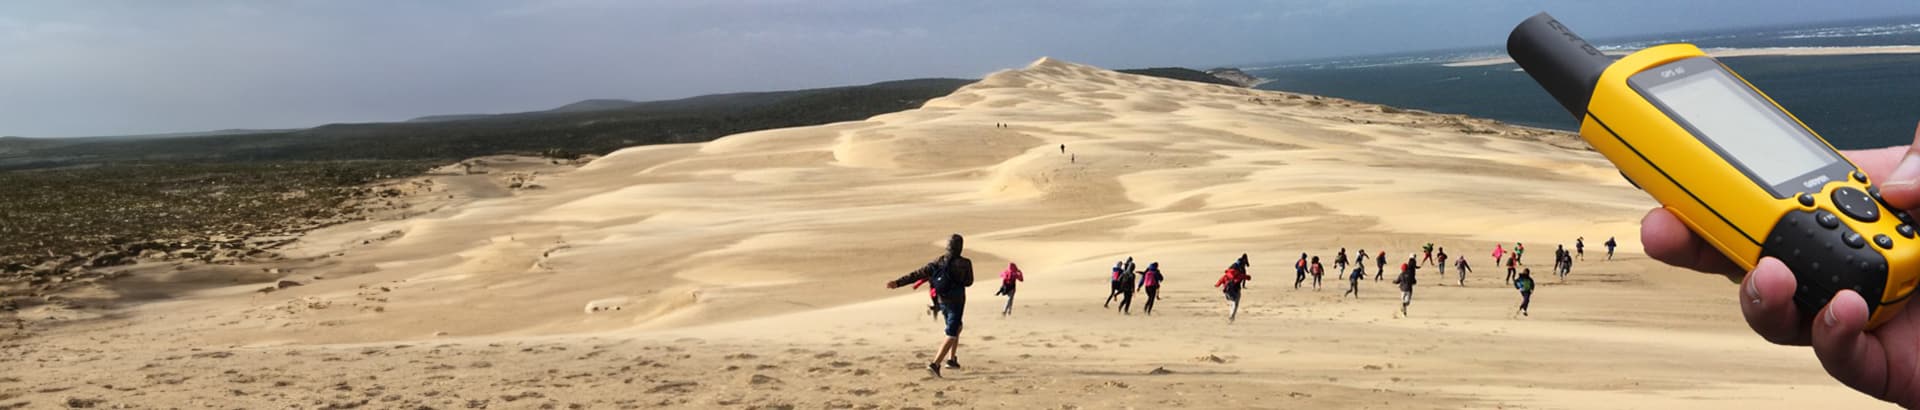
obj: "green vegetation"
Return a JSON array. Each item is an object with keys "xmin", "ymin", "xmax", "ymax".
[
  {"xmin": 0, "ymin": 161, "xmax": 432, "ymax": 271},
  {"xmin": 1117, "ymin": 67, "xmax": 1244, "ymax": 87}
]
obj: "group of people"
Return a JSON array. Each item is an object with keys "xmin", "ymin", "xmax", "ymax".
[{"xmin": 884, "ymin": 233, "xmax": 1623, "ymax": 378}]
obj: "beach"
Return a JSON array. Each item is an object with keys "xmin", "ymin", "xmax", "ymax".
[{"xmin": 0, "ymin": 58, "xmax": 1890, "ymax": 409}]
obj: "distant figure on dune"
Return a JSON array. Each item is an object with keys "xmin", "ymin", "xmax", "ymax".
[
  {"xmin": 1343, "ymin": 263, "xmax": 1365, "ymax": 298},
  {"xmin": 1553, "ymin": 245, "xmax": 1567, "ymax": 276},
  {"xmin": 1454, "ymin": 255, "xmax": 1472, "ymax": 286},
  {"xmin": 1238, "ymin": 253, "xmax": 1252, "ymax": 275},
  {"xmin": 1293, "ymin": 253, "xmax": 1308, "ymax": 289},
  {"xmin": 1105, "ymin": 263, "xmax": 1126, "ymax": 308},
  {"xmin": 1138, "ymin": 262, "xmax": 1164, "ymax": 315},
  {"xmin": 1309, "ymin": 256, "xmax": 1325, "ymax": 290},
  {"xmin": 1505, "ymin": 253, "xmax": 1520, "ymax": 285},
  {"xmin": 1060, "ymin": 144, "xmax": 1065, "ymax": 154},
  {"xmin": 1551, "ymin": 249, "xmax": 1566, "ymax": 279},
  {"xmin": 1575, "ymin": 236, "xmax": 1586, "ymax": 261},
  {"xmin": 1436, "ymin": 247, "xmax": 1449, "ymax": 281},
  {"xmin": 1216, "ymin": 260, "xmax": 1251, "ymax": 323},
  {"xmin": 1492, "ymin": 243, "xmax": 1507, "ymax": 266},
  {"xmin": 884, "ymin": 234, "xmax": 974, "ymax": 378},
  {"xmin": 1335, "ymin": 248, "xmax": 1349, "ymax": 273},
  {"xmin": 996, "ymin": 263, "xmax": 1024, "ymax": 316},
  {"xmin": 1421, "ymin": 243, "xmax": 1436, "ymax": 266},
  {"xmin": 1393, "ymin": 254, "xmax": 1419, "ymax": 317},
  {"xmin": 1356, "ymin": 249, "xmax": 1370, "ymax": 270},
  {"xmin": 1604, "ymin": 237, "xmax": 1617, "ymax": 260},
  {"xmin": 1374, "ymin": 251, "xmax": 1387, "ymax": 281},
  {"xmin": 1514, "ymin": 268, "xmax": 1536, "ymax": 317},
  {"xmin": 1515, "ymin": 242, "xmax": 1527, "ymax": 264},
  {"xmin": 1116, "ymin": 266, "xmax": 1138, "ymax": 315}
]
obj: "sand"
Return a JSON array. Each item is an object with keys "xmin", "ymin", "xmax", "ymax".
[
  {"xmin": 1442, "ymin": 45, "xmax": 1920, "ymax": 67},
  {"xmin": 0, "ymin": 58, "xmax": 1891, "ymax": 409}
]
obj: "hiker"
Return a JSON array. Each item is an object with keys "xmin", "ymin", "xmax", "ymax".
[
  {"xmin": 1421, "ymin": 243, "xmax": 1436, "ymax": 266},
  {"xmin": 1357, "ymin": 249, "xmax": 1370, "ymax": 269},
  {"xmin": 1515, "ymin": 242, "xmax": 1527, "ymax": 265},
  {"xmin": 1216, "ymin": 261, "xmax": 1251, "ymax": 323},
  {"xmin": 1105, "ymin": 263, "xmax": 1126, "ymax": 307},
  {"xmin": 1393, "ymin": 254, "xmax": 1419, "ymax": 317},
  {"xmin": 1343, "ymin": 263, "xmax": 1364, "ymax": 298},
  {"xmin": 1515, "ymin": 268, "xmax": 1536, "ymax": 316},
  {"xmin": 1116, "ymin": 265, "xmax": 1138, "ymax": 315},
  {"xmin": 1309, "ymin": 256, "xmax": 1325, "ymax": 290},
  {"xmin": 1505, "ymin": 253, "xmax": 1520, "ymax": 285},
  {"xmin": 996, "ymin": 263, "xmax": 1024, "ymax": 316},
  {"xmin": 1294, "ymin": 253, "xmax": 1309, "ymax": 289},
  {"xmin": 1435, "ymin": 247, "xmax": 1449, "ymax": 282},
  {"xmin": 1334, "ymin": 248, "xmax": 1349, "ymax": 272},
  {"xmin": 1492, "ymin": 243, "xmax": 1507, "ymax": 266},
  {"xmin": 1374, "ymin": 251, "xmax": 1387, "ymax": 281},
  {"xmin": 1138, "ymin": 262, "xmax": 1164, "ymax": 315},
  {"xmin": 1575, "ymin": 237, "xmax": 1586, "ymax": 261},
  {"xmin": 1060, "ymin": 144, "xmax": 1066, "ymax": 154},
  {"xmin": 1237, "ymin": 253, "xmax": 1252, "ymax": 279},
  {"xmin": 884, "ymin": 234, "xmax": 974, "ymax": 378},
  {"xmin": 1454, "ymin": 254, "xmax": 1472, "ymax": 286},
  {"xmin": 1557, "ymin": 249, "xmax": 1573, "ymax": 281},
  {"xmin": 1604, "ymin": 237, "xmax": 1617, "ymax": 260}
]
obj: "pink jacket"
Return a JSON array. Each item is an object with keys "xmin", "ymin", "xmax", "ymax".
[{"xmin": 1002, "ymin": 263, "xmax": 1025, "ymax": 284}]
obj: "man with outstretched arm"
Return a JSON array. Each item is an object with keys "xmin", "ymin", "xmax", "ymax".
[{"xmin": 884, "ymin": 234, "xmax": 974, "ymax": 378}]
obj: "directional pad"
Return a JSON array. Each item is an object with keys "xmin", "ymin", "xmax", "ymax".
[{"xmin": 1833, "ymin": 187, "xmax": 1880, "ymax": 222}]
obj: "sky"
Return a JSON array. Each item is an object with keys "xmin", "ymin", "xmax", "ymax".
[{"xmin": 4, "ymin": 0, "xmax": 1919, "ymax": 137}]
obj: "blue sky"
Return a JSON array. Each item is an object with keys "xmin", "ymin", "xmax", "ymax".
[{"xmin": 4, "ymin": 0, "xmax": 1918, "ymax": 137}]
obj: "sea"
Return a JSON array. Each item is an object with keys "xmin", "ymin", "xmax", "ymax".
[{"xmin": 1247, "ymin": 16, "xmax": 1920, "ymax": 150}]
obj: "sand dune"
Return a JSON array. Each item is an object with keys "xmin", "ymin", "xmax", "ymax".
[{"xmin": 0, "ymin": 58, "xmax": 1888, "ymax": 408}]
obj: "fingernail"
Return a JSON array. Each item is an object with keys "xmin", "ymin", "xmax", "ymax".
[
  {"xmin": 1885, "ymin": 152, "xmax": 1920, "ymax": 190},
  {"xmin": 1747, "ymin": 278, "xmax": 1761, "ymax": 305},
  {"xmin": 1825, "ymin": 305, "xmax": 1839, "ymax": 327}
]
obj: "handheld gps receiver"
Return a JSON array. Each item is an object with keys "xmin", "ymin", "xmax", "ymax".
[{"xmin": 1508, "ymin": 12, "xmax": 1920, "ymax": 328}]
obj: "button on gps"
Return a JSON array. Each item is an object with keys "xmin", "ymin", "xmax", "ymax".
[
  {"xmin": 1876, "ymin": 234, "xmax": 1895, "ymax": 249},
  {"xmin": 1833, "ymin": 187, "xmax": 1880, "ymax": 222},
  {"xmin": 1815, "ymin": 210, "xmax": 1841, "ymax": 229},
  {"xmin": 1844, "ymin": 232, "xmax": 1868, "ymax": 249},
  {"xmin": 1799, "ymin": 193, "xmax": 1816, "ymax": 207},
  {"xmin": 1900, "ymin": 224, "xmax": 1916, "ymax": 239}
]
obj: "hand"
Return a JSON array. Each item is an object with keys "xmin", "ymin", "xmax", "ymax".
[
  {"xmin": 885, "ymin": 281, "xmax": 900, "ymax": 289},
  {"xmin": 1642, "ymin": 123, "xmax": 1920, "ymax": 406}
]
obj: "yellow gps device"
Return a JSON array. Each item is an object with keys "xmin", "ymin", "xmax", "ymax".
[{"xmin": 1509, "ymin": 13, "xmax": 1920, "ymax": 328}]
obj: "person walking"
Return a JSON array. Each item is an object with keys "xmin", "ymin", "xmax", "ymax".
[
  {"xmin": 1454, "ymin": 255, "xmax": 1472, "ymax": 286},
  {"xmin": 1514, "ymin": 268, "xmax": 1537, "ymax": 317},
  {"xmin": 1216, "ymin": 261, "xmax": 1251, "ymax": 323},
  {"xmin": 884, "ymin": 234, "xmax": 974, "ymax": 378},
  {"xmin": 1393, "ymin": 254, "xmax": 1419, "ymax": 318},
  {"xmin": 1310, "ymin": 256, "xmax": 1326, "ymax": 290},
  {"xmin": 1374, "ymin": 251, "xmax": 1387, "ymax": 281},
  {"xmin": 1604, "ymin": 237, "xmax": 1617, "ymax": 260},
  {"xmin": 996, "ymin": 263, "xmax": 1024, "ymax": 316},
  {"xmin": 1343, "ymin": 263, "xmax": 1365, "ymax": 298},
  {"xmin": 1138, "ymin": 262, "xmax": 1164, "ymax": 315},
  {"xmin": 1294, "ymin": 253, "xmax": 1309, "ymax": 289}
]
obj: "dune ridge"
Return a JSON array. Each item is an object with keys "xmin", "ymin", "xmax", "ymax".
[{"xmin": 0, "ymin": 57, "xmax": 1886, "ymax": 409}]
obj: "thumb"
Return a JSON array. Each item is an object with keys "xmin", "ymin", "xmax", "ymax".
[{"xmin": 1875, "ymin": 122, "xmax": 1920, "ymax": 209}]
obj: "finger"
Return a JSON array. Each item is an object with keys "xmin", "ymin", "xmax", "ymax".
[
  {"xmin": 1810, "ymin": 290, "xmax": 1891, "ymax": 400},
  {"xmin": 1639, "ymin": 208, "xmax": 1744, "ymax": 279},
  {"xmin": 1872, "ymin": 122, "xmax": 1920, "ymax": 209},
  {"xmin": 1741, "ymin": 258, "xmax": 1810, "ymax": 345}
]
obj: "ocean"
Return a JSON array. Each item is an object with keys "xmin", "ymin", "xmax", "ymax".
[{"xmin": 1248, "ymin": 16, "xmax": 1920, "ymax": 150}]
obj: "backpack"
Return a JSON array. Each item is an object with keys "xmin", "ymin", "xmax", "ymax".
[{"xmin": 927, "ymin": 257, "xmax": 961, "ymax": 296}]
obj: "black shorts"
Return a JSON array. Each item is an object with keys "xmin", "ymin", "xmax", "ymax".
[{"xmin": 940, "ymin": 297, "xmax": 966, "ymax": 337}]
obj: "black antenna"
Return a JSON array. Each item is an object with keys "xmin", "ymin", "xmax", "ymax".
[{"xmin": 1507, "ymin": 12, "xmax": 1615, "ymax": 119}]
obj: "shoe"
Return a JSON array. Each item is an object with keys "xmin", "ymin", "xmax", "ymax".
[
  {"xmin": 944, "ymin": 358, "xmax": 962, "ymax": 369},
  {"xmin": 926, "ymin": 362, "xmax": 942, "ymax": 378}
]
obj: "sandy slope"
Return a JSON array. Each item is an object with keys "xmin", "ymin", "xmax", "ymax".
[{"xmin": 0, "ymin": 58, "xmax": 1890, "ymax": 409}]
